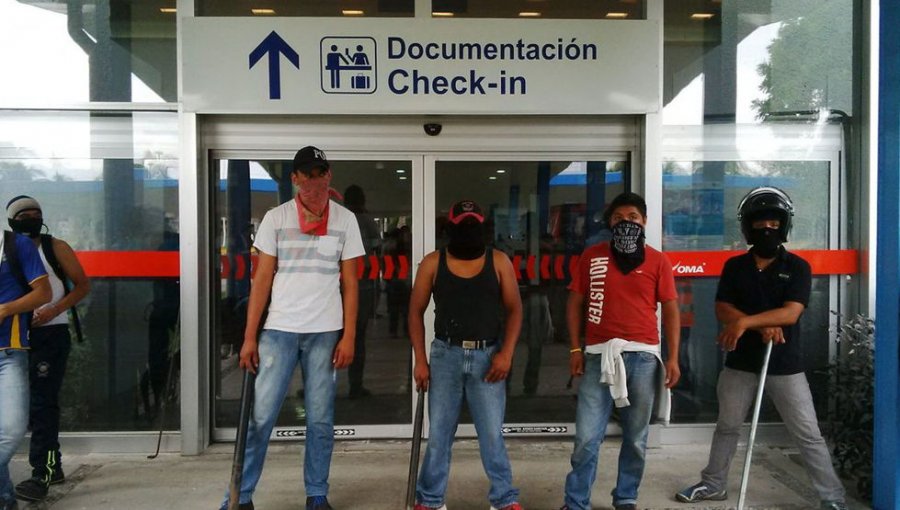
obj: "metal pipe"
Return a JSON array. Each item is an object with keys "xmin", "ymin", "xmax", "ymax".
[{"xmin": 737, "ymin": 340, "xmax": 774, "ymax": 510}]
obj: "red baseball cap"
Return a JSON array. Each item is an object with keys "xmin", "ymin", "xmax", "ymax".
[{"xmin": 448, "ymin": 200, "xmax": 485, "ymax": 224}]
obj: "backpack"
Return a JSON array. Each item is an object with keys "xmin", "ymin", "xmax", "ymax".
[
  {"xmin": 2, "ymin": 231, "xmax": 86, "ymax": 342},
  {"xmin": 3, "ymin": 230, "xmax": 34, "ymax": 329},
  {"xmin": 39, "ymin": 234, "xmax": 84, "ymax": 343}
]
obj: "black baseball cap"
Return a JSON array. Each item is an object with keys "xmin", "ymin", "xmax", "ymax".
[
  {"xmin": 292, "ymin": 146, "xmax": 330, "ymax": 174},
  {"xmin": 448, "ymin": 200, "xmax": 485, "ymax": 224}
]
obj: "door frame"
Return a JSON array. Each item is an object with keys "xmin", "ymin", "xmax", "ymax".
[{"xmin": 200, "ymin": 115, "xmax": 641, "ymax": 442}]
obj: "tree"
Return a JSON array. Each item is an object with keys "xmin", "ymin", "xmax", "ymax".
[{"xmin": 752, "ymin": 1, "xmax": 853, "ymax": 119}]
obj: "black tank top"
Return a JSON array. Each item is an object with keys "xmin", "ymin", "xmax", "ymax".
[{"xmin": 433, "ymin": 248, "xmax": 503, "ymax": 341}]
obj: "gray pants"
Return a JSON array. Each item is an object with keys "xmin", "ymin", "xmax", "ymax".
[{"xmin": 701, "ymin": 368, "xmax": 845, "ymax": 502}]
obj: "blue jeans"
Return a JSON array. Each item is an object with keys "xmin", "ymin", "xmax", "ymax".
[
  {"xmin": 564, "ymin": 351, "xmax": 658, "ymax": 509},
  {"xmin": 416, "ymin": 339, "xmax": 519, "ymax": 508},
  {"xmin": 0, "ymin": 349, "xmax": 29, "ymax": 505},
  {"xmin": 221, "ymin": 329, "xmax": 340, "ymax": 507}
]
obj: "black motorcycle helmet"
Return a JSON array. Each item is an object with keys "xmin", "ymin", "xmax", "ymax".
[{"xmin": 737, "ymin": 187, "xmax": 794, "ymax": 243}]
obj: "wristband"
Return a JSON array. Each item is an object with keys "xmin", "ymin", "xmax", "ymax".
[{"xmin": 569, "ymin": 347, "xmax": 582, "ymax": 353}]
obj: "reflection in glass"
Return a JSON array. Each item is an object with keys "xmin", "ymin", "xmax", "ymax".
[
  {"xmin": 431, "ymin": 0, "xmax": 643, "ymax": 19},
  {"xmin": 214, "ymin": 158, "xmax": 414, "ymax": 430},
  {"xmin": 0, "ymin": 111, "xmax": 180, "ymax": 431},
  {"xmin": 661, "ymin": 159, "xmax": 831, "ymax": 423},
  {"xmin": 1, "ymin": 2, "xmax": 176, "ymax": 103},
  {"xmin": 435, "ymin": 159, "xmax": 627, "ymax": 423},
  {"xmin": 663, "ymin": 0, "xmax": 854, "ymax": 125},
  {"xmin": 197, "ymin": 0, "xmax": 414, "ymax": 17}
]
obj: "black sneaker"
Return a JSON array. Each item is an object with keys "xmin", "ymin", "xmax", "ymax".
[
  {"xmin": 614, "ymin": 505, "xmax": 637, "ymax": 510},
  {"xmin": 14, "ymin": 478, "xmax": 49, "ymax": 502},
  {"xmin": 48, "ymin": 466, "xmax": 65, "ymax": 485},
  {"xmin": 306, "ymin": 495, "xmax": 334, "ymax": 510}
]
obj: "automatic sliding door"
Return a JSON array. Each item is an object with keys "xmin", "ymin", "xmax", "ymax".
[
  {"xmin": 433, "ymin": 157, "xmax": 629, "ymax": 425},
  {"xmin": 212, "ymin": 156, "xmax": 414, "ymax": 436}
]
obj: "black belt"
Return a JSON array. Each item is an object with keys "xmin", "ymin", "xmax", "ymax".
[{"xmin": 436, "ymin": 337, "xmax": 497, "ymax": 350}]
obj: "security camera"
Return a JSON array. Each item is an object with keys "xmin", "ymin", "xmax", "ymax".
[{"xmin": 423, "ymin": 123, "xmax": 442, "ymax": 136}]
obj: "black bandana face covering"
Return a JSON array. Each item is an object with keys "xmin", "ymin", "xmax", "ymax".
[
  {"xmin": 447, "ymin": 219, "xmax": 486, "ymax": 260},
  {"xmin": 610, "ymin": 220, "xmax": 645, "ymax": 274},
  {"xmin": 9, "ymin": 218, "xmax": 43, "ymax": 238},
  {"xmin": 748, "ymin": 227, "xmax": 782, "ymax": 259}
]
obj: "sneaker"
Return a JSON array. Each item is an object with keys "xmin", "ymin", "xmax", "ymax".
[
  {"xmin": 306, "ymin": 495, "xmax": 334, "ymax": 510},
  {"xmin": 414, "ymin": 504, "xmax": 447, "ymax": 510},
  {"xmin": 675, "ymin": 481, "xmax": 727, "ymax": 503},
  {"xmin": 14, "ymin": 478, "xmax": 49, "ymax": 502},
  {"xmin": 49, "ymin": 467, "xmax": 65, "ymax": 485},
  {"xmin": 821, "ymin": 501, "xmax": 849, "ymax": 510},
  {"xmin": 614, "ymin": 505, "xmax": 637, "ymax": 510},
  {"xmin": 491, "ymin": 504, "xmax": 524, "ymax": 510}
]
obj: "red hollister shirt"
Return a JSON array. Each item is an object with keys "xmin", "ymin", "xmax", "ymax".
[{"xmin": 568, "ymin": 242, "xmax": 677, "ymax": 346}]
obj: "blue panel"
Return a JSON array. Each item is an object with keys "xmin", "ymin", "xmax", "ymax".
[{"xmin": 875, "ymin": 1, "xmax": 900, "ymax": 507}]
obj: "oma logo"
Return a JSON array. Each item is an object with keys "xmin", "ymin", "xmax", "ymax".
[{"xmin": 672, "ymin": 262, "xmax": 706, "ymax": 275}]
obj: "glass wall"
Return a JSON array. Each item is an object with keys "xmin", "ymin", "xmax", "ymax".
[
  {"xmin": 213, "ymin": 157, "xmax": 414, "ymax": 432},
  {"xmin": 661, "ymin": 160, "xmax": 833, "ymax": 423},
  {"xmin": 1, "ymin": 1, "xmax": 177, "ymax": 103},
  {"xmin": 0, "ymin": 111, "xmax": 180, "ymax": 430},
  {"xmin": 662, "ymin": 0, "xmax": 857, "ymax": 424},
  {"xmin": 196, "ymin": 1, "xmax": 415, "ymax": 17},
  {"xmin": 194, "ymin": 0, "xmax": 642, "ymax": 18},
  {"xmin": 429, "ymin": 1, "xmax": 644, "ymax": 19}
]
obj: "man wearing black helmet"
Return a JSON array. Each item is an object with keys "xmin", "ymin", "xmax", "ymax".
[{"xmin": 676, "ymin": 187, "xmax": 847, "ymax": 510}]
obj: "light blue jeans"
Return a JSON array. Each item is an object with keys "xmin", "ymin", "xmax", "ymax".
[
  {"xmin": 564, "ymin": 351, "xmax": 658, "ymax": 509},
  {"xmin": 221, "ymin": 329, "xmax": 340, "ymax": 507},
  {"xmin": 0, "ymin": 349, "xmax": 29, "ymax": 505},
  {"xmin": 416, "ymin": 339, "xmax": 520, "ymax": 509}
]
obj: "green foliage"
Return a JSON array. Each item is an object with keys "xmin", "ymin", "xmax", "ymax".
[
  {"xmin": 752, "ymin": 1, "xmax": 853, "ymax": 119},
  {"xmin": 824, "ymin": 314, "xmax": 873, "ymax": 500}
]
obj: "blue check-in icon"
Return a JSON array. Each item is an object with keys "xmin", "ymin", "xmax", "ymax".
[{"xmin": 321, "ymin": 37, "xmax": 377, "ymax": 94}]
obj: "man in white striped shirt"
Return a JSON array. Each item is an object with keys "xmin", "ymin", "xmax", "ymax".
[{"xmin": 220, "ymin": 146, "xmax": 364, "ymax": 510}]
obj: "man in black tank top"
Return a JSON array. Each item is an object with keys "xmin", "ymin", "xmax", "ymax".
[{"xmin": 408, "ymin": 200, "xmax": 525, "ymax": 510}]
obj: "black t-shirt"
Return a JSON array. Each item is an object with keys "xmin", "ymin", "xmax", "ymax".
[{"xmin": 716, "ymin": 248, "xmax": 812, "ymax": 375}]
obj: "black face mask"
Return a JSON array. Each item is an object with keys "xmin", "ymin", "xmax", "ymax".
[
  {"xmin": 9, "ymin": 218, "xmax": 43, "ymax": 238},
  {"xmin": 610, "ymin": 220, "xmax": 645, "ymax": 274},
  {"xmin": 748, "ymin": 227, "xmax": 782, "ymax": 259},
  {"xmin": 447, "ymin": 220, "xmax": 486, "ymax": 260}
]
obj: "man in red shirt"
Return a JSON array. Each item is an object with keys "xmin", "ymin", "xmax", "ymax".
[{"xmin": 558, "ymin": 192, "xmax": 681, "ymax": 510}]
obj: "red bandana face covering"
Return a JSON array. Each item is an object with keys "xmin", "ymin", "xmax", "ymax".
[{"xmin": 296, "ymin": 171, "xmax": 332, "ymax": 235}]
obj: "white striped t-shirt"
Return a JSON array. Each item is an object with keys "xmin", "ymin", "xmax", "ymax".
[{"xmin": 254, "ymin": 199, "xmax": 365, "ymax": 333}]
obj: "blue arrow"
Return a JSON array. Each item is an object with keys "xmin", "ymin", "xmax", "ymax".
[{"xmin": 249, "ymin": 31, "xmax": 300, "ymax": 100}]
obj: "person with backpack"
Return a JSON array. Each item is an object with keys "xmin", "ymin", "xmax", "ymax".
[
  {"xmin": 5, "ymin": 196, "xmax": 90, "ymax": 503},
  {"xmin": 1, "ymin": 217, "xmax": 51, "ymax": 510}
]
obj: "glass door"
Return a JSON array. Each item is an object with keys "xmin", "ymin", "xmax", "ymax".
[
  {"xmin": 212, "ymin": 153, "xmax": 418, "ymax": 439},
  {"xmin": 430, "ymin": 155, "xmax": 630, "ymax": 433},
  {"xmin": 661, "ymin": 155, "xmax": 842, "ymax": 424}
]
